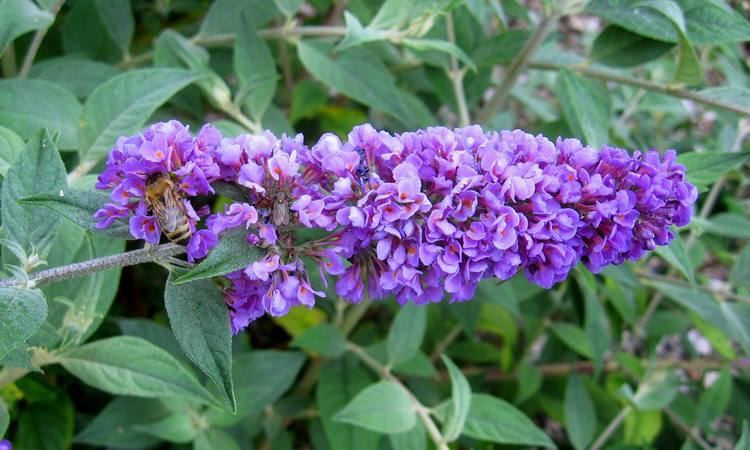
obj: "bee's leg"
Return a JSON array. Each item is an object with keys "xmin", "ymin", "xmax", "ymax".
[{"xmin": 165, "ymin": 257, "xmax": 192, "ymax": 269}]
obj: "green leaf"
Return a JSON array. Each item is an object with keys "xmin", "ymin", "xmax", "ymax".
[
  {"xmin": 514, "ymin": 360, "xmax": 542, "ymax": 404},
  {"xmin": 0, "ymin": 79, "xmax": 82, "ymax": 150},
  {"xmin": 165, "ymin": 274, "xmax": 236, "ymax": 412},
  {"xmin": 20, "ymin": 189, "xmax": 132, "ymax": 239},
  {"xmin": 334, "ymin": 380, "xmax": 416, "ymax": 434},
  {"xmin": 317, "ymin": 358, "xmax": 379, "ymax": 450},
  {"xmin": 369, "ymin": 0, "xmax": 457, "ymax": 30},
  {"xmin": 632, "ymin": 370, "xmax": 680, "ymax": 410},
  {"xmin": 698, "ymin": 86, "xmax": 750, "ymax": 116},
  {"xmin": 291, "ymin": 323, "xmax": 347, "ymax": 357},
  {"xmin": 0, "ymin": 288, "xmax": 47, "ymax": 360},
  {"xmin": 2, "ymin": 130, "xmax": 67, "ymax": 258},
  {"xmin": 29, "ymin": 56, "xmax": 121, "ymax": 99},
  {"xmin": 78, "ymin": 68, "xmax": 201, "ymax": 164},
  {"xmin": 720, "ymin": 302, "xmax": 750, "ymax": 356},
  {"xmin": 556, "ymin": 69, "xmax": 611, "ymax": 148},
  {"xmin": 0, "ymin": 125, "xmax": 23, "ymax": 177},
  {"xmin": 194, "ymin": 428, "xmax": 241, "ymax": 450},
  {"xmin": 234, "ymin": 11, "xmax": 278, "ymax": 120},
  {"xmin": 645, "ymin": 279, "xmax": 725, "ymax": 330},
  {"xmin": 695, "ymin": 213, "xmax": 750, "ymax": 239},
  {"xmin": 389, "ymin": 422, "xmax": 426, "ymax": 450},
  {"xmin": 551, "ymin": 323, "xmax": 593, "ymax": 358},
  {"xmin": 440, "ymin": 355, "xmax": 471, "ymax": 442},
  {"xmin": 634, "ymin": 0, "xmax": 702, "ymax": 85},
  {"xmin": 198, "ymin": 0, "xmax": 279, "ymax": 37},
  {"xmin": 577, "ymin": 269, "xmax": 611, "ymax": 375},
  {"xmin": 564, "ymin": 375, "xmax": 596, "ymax": 450},
  {"xmin": 591, "ymin": 25, "xmax": 673, "ymax": 68},
  {"xmin": 117, "ymin": 318, "xmax": 189, "ymax": 365},
  {"xmin": 273, "ymin": 0, "xmax": 303, "ymax": 18},
  {"xmin": 472, "ymin": 30, "xmax": 531, "ymax": 67},
  {"xmin": 0, "ymin": 0, "xmax": 54, "ymax": 55},
  {"xmin": 0, "ymin": 399, "xmax": 8, "ymax": 439},
  {"xmin": 336, "ymin": 11, "xmax": 390, "ymax": 51},
  {"xmin": 59, "ymin": 336, "xmax": 221, "ymax": 407},
  {"xmin": 655, "ymin": 231, "xmax": 695, "ymax": 285},
  {"xmin": 15, "ymin": 393, "xmax": 74, "ymax": 450},
  {"xmin": 75, "ymin": 397, "xmax": 168, "ymax": 449},
  {"xmin": 736, "ymin": 421, "xmax": 750, "ymax": 450},
  {"xmin": 173, "ymin": 228, "xmax": 265, "ymax": 284},
  {"xmin": 387, "ymin": 304, "xmax": 427, "ymax": 365},
  {"xmin": 586, "ymin": 0, "xmax": 750, "ymax": 45},
  {"xmin": 135, "ymin": 412, "xmax": 198, "ymax": 443},
  {"xmin": 678, "ymin": 151, "xmax": 750, "ymax": 189},
  {"xmin": 289, "ymin": 80, "xmax": 328, "ymax": 123},
  {"xmin": 232, "ymin": 350, "xmax": 306, "ymax": 416},
  {"xmin": 297, "ymin": 39, "xmax": 415, "ymax": 128},
  {"xmin": 62, "ymin": 0, "xmax": 134, "ymax": 60},
  {"xmin": 435, "ymin": 394, "xmax": 556, "ymax": 448},
  {"xmin": 731, "ymin": 245, "xmax": 750, "ymax": 290},
  {"xmin": 402, "ymin": 38, "xmax": 477, "ymax": 71},
  {"xmin": 696, "ymin": 368, "xmax": 731, "ymax": 427}
]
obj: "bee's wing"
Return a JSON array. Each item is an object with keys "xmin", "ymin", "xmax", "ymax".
[{"xmin": 153, "ymin": 187, "xmax": 187, "ymax": 233}]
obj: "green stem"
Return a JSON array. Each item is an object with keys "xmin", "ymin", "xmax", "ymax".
[
  {"xmin": 340, "ymin": 298, "xmax": 372, "ymax": 337},
  {"xmin": 18, "ymin": 0, "xmax": 66, "ymax": 78},
  {"xmin": 529, "ymin": 61, "xmax": 750, "ymax": 117},
  {"xmin": 476, "ymin": 13, "xmax": 558, "ymax": 124},
  {"xmin": 445, "ymin": 14, "xmax": 470, "ymax": 127},
  {"xmin": 589, "ymin": 405, "xmax": 632, "ymax": 450},
  {"xmin": 347, "ymin": 342, "xmax": 449, "ymax": 450}
]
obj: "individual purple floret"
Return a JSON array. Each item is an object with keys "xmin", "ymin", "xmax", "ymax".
[
  {"xmin": 94, "ymin": 121, "xmax": 222, "ymax": 261},
  {"xmin": 95, "ymin": 121, "xmax": 697, "ymax": 333}
]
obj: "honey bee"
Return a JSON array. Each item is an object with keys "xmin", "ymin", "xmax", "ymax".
[{"xmin": 144, "ymin": 173, "xmax": 191, "ymax": 244}]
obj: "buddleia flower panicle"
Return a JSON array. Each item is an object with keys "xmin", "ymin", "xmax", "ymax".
[{"xmin": 95, "ymin": 121, "xmax": 698, "ymax": 333}]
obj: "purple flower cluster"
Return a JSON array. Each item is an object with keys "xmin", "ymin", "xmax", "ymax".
[
  {"xmin": 94, "ymin": 120, "xmax": 221, "ymax": 261},
  {"xmin": 95, "ymin": 121, "xmax": 697, "ymax": 333}
]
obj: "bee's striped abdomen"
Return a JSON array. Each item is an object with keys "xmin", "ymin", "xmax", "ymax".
[{"xmin": 165, "ymin": 221, "xmax": 191, "ymax": 244}]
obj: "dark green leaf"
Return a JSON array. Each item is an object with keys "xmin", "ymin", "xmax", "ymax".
[
  {"xmin": 0, "ymin": 79, "xmax": 81, "ymax": 150},
  {"xmin": 435, "ymin": 394, "xmax": 556, "ymax": 448},
  {"xmin": 62, "ymin": 0, "xmax": 134, "ymax": 60},
  {"xmin": 698, "ymin": 87, "xmax": 750, "ymax": 116},
  {"xmin": 273, "ymin": 0, "xmax": 303, "ymax": 18},
  {"xmin": 0, "ymin": 0, "xmax": 54, "ymax": 55},
  {"xmin": 564, "ymin": 375, "xmax": 596, "ymax": 450},
  {"xmin": 514, "ymin": 360, "xmax": 542, "ymax": 404},
  {"xmin": 78, "ymin": 68, "xmax": 201, "ymax": 164},
  {"xmin": 556, "ymin": 69, "xmax": 611, "ymax": 148},
  {"xmin": 291, "ymin": 323, "xmax": 347, "ymax": 357},
  {"xmin": 472, "ymin": 30, "xmax": 530, "ymax": 67},
  {"xmin": 75, "ymin": 397, "xmax": 168, "ymax": 449},
  {"xmin": 195, "ymin": 429, "xmax": 241, "ymax": 450},
  {"xmin": 334, "ymin": 380, "xmax": 416, "ymax": 433},
  {"xmin": 15, "ymin": 393, "xmax": 74, "ymax": 450},
  {"xmin": 198, "ymin": 0, "xmax": 279, "ymax": 37},
  {"xmin": 551, "ymin": 323, "xmax": 593, "ymax": 358},
  {"xmin": 387, "ymin": 304, "xmax": 427, "ymax": 365},
  {"xmin": 173, "ymin": 228, "xmax": 265, "ymax": 284},
  {"xmin": 731, "ymin": 245, "xmax": 750, "ymax": 290},
  {"xmin": 0, "ymin": 288, "xmax": 47, "ymax": 360},
  {"xmin": 232, "ymin": 350, "xmax": 306, "ymax": 416},
  {"xmin": 591, "ymin": 25, "xmax": 673, "ymax": 67},
  {"xmin": 655, "ymin": 231, "xmax": 695, "ymax": 285},
  {"xmin": 632, "ymin": 370, "xmax": 680, "ymax": 410},
  {"xmin": 735, "ymin": 421, "xmax": 750, "ymax": 450},
  {"xmin": 645, "ymin": 279, "xmax": 725, "ymax": 330},
  {"xmin": 165, "ymin": 274, "xmax": 235, "ymax": 412},
  {"xmin": 297, "ymin": 39, "xmax": 415, "ymax": 128},
  {"xmin": 134, "ymin": 412, "xmax": 198, "ymax": 443},
  {"xmin": 234, "ymin": 12, "xmax": 278, "ymax": 120},
  {"xmin": 29, "ymin": 56, "xmax": 121, "ymax": 99},
  {"xmin": 440, "ymin": 355, "xmax": 471, "ymax": 442},
  {"xmin": 59, "ymin": 336, "xmax": 221, "ymax": 407},
  {"xmin": 695, "ymin": 213, "xmax": 750, "ymax": 239},
  {"xmin": 290, "ymin": 80, "xmax": 328, "ymax": 123},
  {"xmin": 317, "ymin": 358, "xmax": 379, "ymax": 450},
  {"xmin": 0, "ymin": 124, "xmax": 23, "ymax": 178},
  {"xmin": 577, "ymin": 269, "xmax": 611, "ymax": 375},
  {"xmin": 117, "ymin": 318, "xmax": 188, "ymax": 364},
  {"xmin": 720, "ymin": 302, "xmax": 750, "ymax": 356},
  {"xmin": 20, "ymin": 189, "xmax": 132, "ymax": 239},
  {"xmin": 586, "ymin": 0, "xmax": 750, "ymax": 45},
  {"xmin": 696, "ymin": 369, "xmax": 731, "ymax": 427},
  {"xmin": 679, "ymin": 151, "xmax": 750, "ymax": 189},
  {"xmin": 402, "ymin": 38, "xmax": 476, "ymax": 71},
  {"xmin": 389, "ymin": 422, "xmax": 426, "ymax": 450}
]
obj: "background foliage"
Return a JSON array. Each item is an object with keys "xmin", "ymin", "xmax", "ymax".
[{"xmin": 1, "ymin": 0, "xmax": 750, "ymax": 449}]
